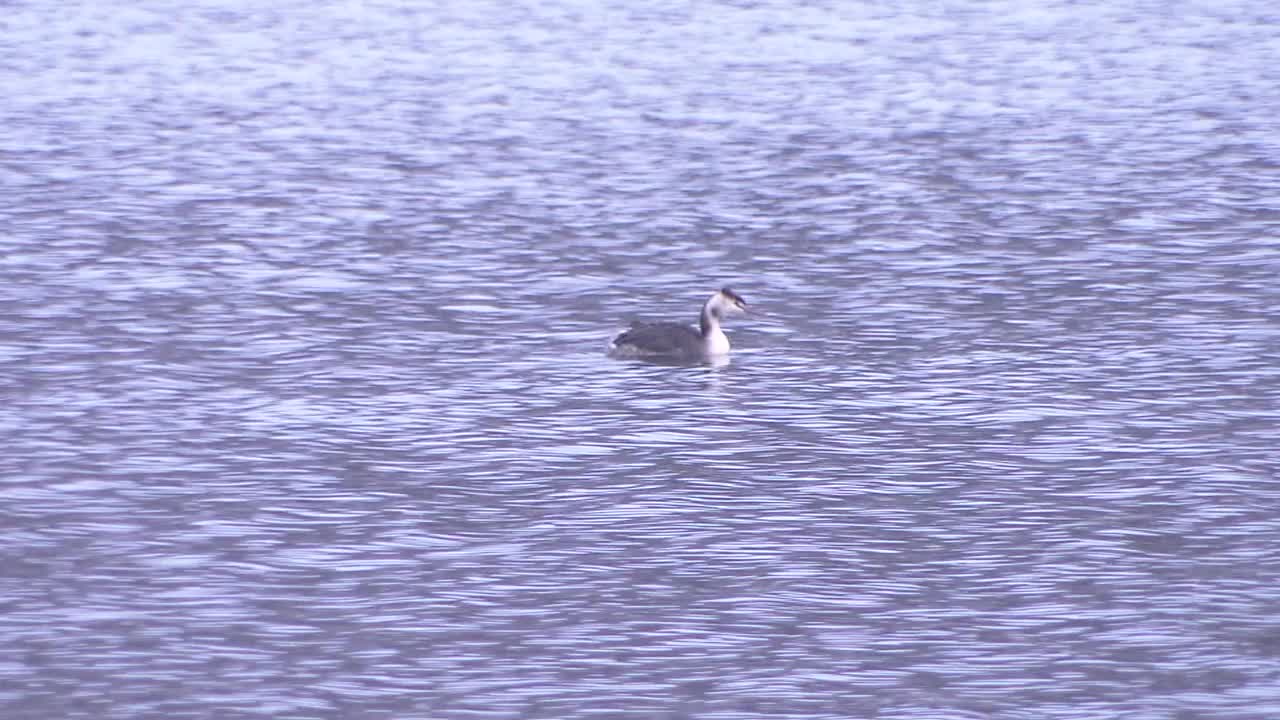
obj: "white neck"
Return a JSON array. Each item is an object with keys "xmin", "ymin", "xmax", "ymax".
[
  {"xmin": 700, "ymin": 294, "xmax": 733, "ymax": 355},
  {"xmin": 705, "ymin": 326, "xmax": 731, "ymax": 355}
]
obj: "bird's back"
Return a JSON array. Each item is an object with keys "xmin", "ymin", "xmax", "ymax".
[{"xmin": 611, "ymin": 321, "xmax": 703, "ymax": 359}]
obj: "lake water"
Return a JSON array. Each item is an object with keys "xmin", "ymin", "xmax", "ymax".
[{"xmin": 3, "ymin": 0, "xmax": 1280, "ymax": 718}]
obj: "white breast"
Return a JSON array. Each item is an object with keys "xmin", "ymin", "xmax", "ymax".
[{"xmin": 705, "ymin": 328, "xmax": 731, "ymax": 355}]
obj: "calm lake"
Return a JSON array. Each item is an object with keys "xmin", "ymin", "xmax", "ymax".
[{"xmin": 3, "ymin": 0, "xmax": 1279, "ymax": 718}]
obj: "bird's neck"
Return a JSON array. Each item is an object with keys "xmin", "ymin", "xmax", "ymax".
[
  {"xmin": 699, "ymin": 305, "xmax": 720, "ymax": 337},
  {"xmin": 700, "ymin": 305, "xmax": 730, "ymax": 354}
]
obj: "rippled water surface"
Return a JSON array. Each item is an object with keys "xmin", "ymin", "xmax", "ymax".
[{"xmin": 4, "ymin": 0, "xmax": 1280, "ymax": 718}]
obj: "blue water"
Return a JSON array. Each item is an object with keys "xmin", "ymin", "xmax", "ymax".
[{"xmin": 3, "ymin": 1, "xmax": 1279, "ymax": 718}]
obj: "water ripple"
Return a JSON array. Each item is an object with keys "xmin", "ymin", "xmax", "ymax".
[{"xmin": 4, "ymin": 0, "xmax": 1280, "ymax": 717}]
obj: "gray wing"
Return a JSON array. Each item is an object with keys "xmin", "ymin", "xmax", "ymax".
[{"xmin": 612, "ymin": 321, "xmax": 702, "ymax": 357}]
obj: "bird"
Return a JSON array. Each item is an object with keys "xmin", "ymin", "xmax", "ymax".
[{"xmin": 610, "ymin": 287, "xmax": 747, "ymax": 363}]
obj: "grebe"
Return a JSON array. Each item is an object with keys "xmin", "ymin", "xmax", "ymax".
[{"xmin": 610, "ymin": 287, "xmax": 747, "ymax": 362}]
